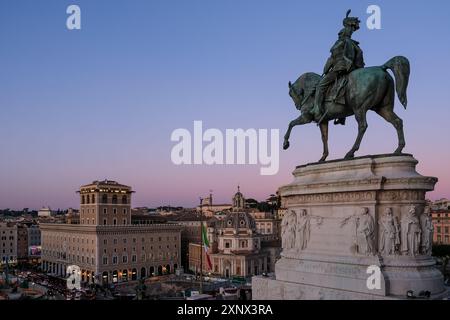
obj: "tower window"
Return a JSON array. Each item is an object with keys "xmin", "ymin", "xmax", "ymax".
[
  {"xmin": 112, "ymin": 195, "xmax": 118, "ymax": 204},
  {"xmin": 122, "ymin": 195, "xmax": 127, "ymax": 204},
  {"xmin": 102, "ymin": 194, "xmax": 108, "ymax": 204},
  {"xmin": 91, "ymin": 194, "xmax": 95, "ymax": 203},
  {"xmin": 81, "ymin": 195, "xmax": 85, "ymax": 204}
]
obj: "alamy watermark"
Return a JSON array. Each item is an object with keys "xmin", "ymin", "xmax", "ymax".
[
  {"xmin": 170, "ymin": 121, "xmax": 280, "ymax": 175},
  {"xmin": 66, "ymin": 265, "xmax": 81, "ymax": 290},
  {"xmin": 366, "ymin": 265, "xmax": 382, "ymax": 290},
  {"xmin": 366, "ymin": 5, "xmax": 381, "ymax": 30},
  {"xmin": 64, "ymin": 4, "xmax": 381, "ymax": 31},
  {"xmin": 66, "ymin": 5, "xmax": 81, "ymax": 30}
]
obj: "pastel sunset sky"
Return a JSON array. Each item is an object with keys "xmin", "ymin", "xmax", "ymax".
[{"xmin": 1, "ymin": 0, "xmax": 449, "ymax": 209}]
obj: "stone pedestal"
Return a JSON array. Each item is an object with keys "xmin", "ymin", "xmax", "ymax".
[{"xmin": 253, "ymin": 154, "xmax": 447, "ymax": 300}]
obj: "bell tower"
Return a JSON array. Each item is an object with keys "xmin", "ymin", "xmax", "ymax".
[{"xmin": 232, "ymin": 186, "xmax": 245, "ymax": 211}]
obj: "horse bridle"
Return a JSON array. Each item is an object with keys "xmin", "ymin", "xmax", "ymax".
[{"xmin": 292, "ymin": 86, "xmax": 314, "ymax": 109}]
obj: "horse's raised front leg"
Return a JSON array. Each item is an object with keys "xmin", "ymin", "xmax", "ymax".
[
  {"xmin": 319, "ymin": 121, "xmax": 329, "ymax": 162},
  {"xmin": 283, "ymin": 114, "xmax": 311, "ymax": 150},
  {"xmin": 345, "ymin": 110, "xmax": 368, "ymax": 159}
]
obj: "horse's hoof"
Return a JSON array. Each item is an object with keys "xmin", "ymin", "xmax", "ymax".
[
  {"xmin": 393, "ymin": 147, "xmax": 404, "ymax": 155},
  {"xmin": 283, "ymin": 141, "xmax": 290, "ymax": 150},
  {"xmin": 344, "ymin": 152, "xmax": 355, "ymax": 160},
  {"xmin": 318, "ymin": 155, "xmax": 328, "ymax": 162}
]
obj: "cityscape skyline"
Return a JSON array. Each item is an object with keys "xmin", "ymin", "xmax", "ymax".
[
  {"xmin": 1, "ymin": 0, "xmax": 450, "ymax": 209},
  {"xmin": 1, "ymin": 1, "xmax": 449, "ymax": 303}
]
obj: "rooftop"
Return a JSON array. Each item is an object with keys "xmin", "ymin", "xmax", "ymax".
[{"xmin": 80, "ymin": 179, "xmax": 131, "ymax": 189}]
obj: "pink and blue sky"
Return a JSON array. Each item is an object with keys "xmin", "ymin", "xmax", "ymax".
[{"xmin": 0, "ymin": 0, "xmax": 449, "ymax": 209}]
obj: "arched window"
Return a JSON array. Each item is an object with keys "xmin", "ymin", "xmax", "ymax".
[
  {"xmin": 86, "ymin": 195, "xmax": 90, "ymax": 204},
  {"xmin": 102, "ymin": 194, "xmax": 108, "ymax": 204},
  {"xmin": 157, "ymin": 266, "xmax": 163, "ymax": 275},
  {"xmin": 102, "ymin": 271, "xmax": 108, "ymax": 285},
  {"xmin": 112, "ymin": 270, "xmax": 118, "ymax": 283},
  {"xmin": 91, "ymin": 194, "xmax": 95, "ymax": 203},
  {"xmin": 122, "ymin": 195, "xmax": 127, "ymax": 204},
  {"xmin": 122, "ymin": 269, "xmax": 128, "ymax": 282},
  {"xmin": 81, "ymin": 195, "xmax": 85, "ymax": 204},
  {"xmin": 112, "ymin": 195, "xmax": 118, "ymax": 204}
]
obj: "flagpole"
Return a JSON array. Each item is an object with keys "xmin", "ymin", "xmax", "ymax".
[{"xmin": 199, "ymin": 197, "xmax": 203, "ymax": 294}]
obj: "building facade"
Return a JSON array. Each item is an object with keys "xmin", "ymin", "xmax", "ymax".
[
  {"xmin": 0, "ymin": 222, "xmax": 17, "ymax": 265},
  {"xmin": 16, "ymin": 224, "xmax": 29, "ymax": 262},
  {"xmin": 431, "ymin": 199, "xmax": 450, "ymax": 211},
  {"xmin": 168, "ymin": 212, "xmax": 202, "ymax": 271},
  {"xmin": 196, "ymin": 193, "xmax": 232, "ymax": 217},
  {"xmin": 251, "ymin": 211, "xmax": 281, "ymax": 242},
  {"xmin": 432, "ymin": 210, "xmax": 450, "ymax": 244},
  {"xmin": 38, "ymin": 207, "xmax": 53, "ymax": 217},
  {"xmin": 27, "ymin": 224, "xmax": 41, "ymax": 247},
  {"xmin": 40, "ymin": 180, "xmax": 182, "ymax": 284}
]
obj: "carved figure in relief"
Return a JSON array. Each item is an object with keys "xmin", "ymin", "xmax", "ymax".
[
  {"xmin": 401, "ymin": 205, "xmax": 422, "ymax": 256},
  {"xmin": 341, "ymin": 207, "xmax": 376, "ymax": 255},
  {"xmin": 295, "ymin": 209, "xmax": 310, "ymax": 250},
  {"xmin": 379, "ymin": 207, "xmax": 400, "ymax": 255},
  {"xmin": 420, "ymin": 207, "xmax": 433, "ymax": 255},
  {"xmin": 281, "ymin": 210, "xmax": 297, "ymax": 250}
]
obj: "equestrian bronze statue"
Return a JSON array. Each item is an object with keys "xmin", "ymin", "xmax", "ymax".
[{"xmin": 283, "ymin": 10, "xmax": 410, "ymax": 161}]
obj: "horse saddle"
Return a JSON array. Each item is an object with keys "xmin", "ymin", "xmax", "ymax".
[{"xmin": 324, "ymin": 74, "xmax": 348, "ymax": 105}]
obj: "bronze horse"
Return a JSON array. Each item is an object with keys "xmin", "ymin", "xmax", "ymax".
[{"xmin": 283, "ymin": 56, "xmax": 410, "ymax": 161}]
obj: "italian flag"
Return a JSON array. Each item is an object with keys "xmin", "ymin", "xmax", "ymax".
[{"xmin": 202, "ymin": 222, "xmax": 213, "ymax": 270}]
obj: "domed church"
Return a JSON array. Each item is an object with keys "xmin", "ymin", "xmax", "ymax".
[{"xmin": 207, "ymin": 187, "xmax": 270, "ymax": 278}]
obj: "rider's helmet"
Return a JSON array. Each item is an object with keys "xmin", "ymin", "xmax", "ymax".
[{"xmin": 343, "ymin": 9, "xmax": 361, "ymax": 31}]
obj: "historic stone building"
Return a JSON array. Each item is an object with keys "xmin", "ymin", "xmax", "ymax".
[
  {"xmin": 167, "ymin": 211, "xmax": 202, "ymax": 271},
  {"xmin": 432, "ymin": 209, "xmax": 450, "ymax": 244},
  {"xmin": 16, "ymin": 224, "xmax": 29, "ymax": 262},
  {"xmin": 196, "ymin": 192, "xmax": 232, "ymax": 217},
  {"xmin": 0, "ymin": 222, "xmax": 17, "ymax": 265},
  {"xmin": 189, "ymin": 188, "xmax": 280, "ymax": 278},
  {"xmin": 209, "ymin": 210, "xmax": 268, "ymax": 277},
  {"xmin": 251, "ymin": 211, "xmax": 281, "ymax": 242},
  {"xmin": 40, "ymin": 180, "xmax": 182, "ymax": 285}
]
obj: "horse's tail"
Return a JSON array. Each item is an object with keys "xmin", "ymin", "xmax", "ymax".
[{"xmin": 382, "ymin": 56, "xmax": 410, "ymax": 108}]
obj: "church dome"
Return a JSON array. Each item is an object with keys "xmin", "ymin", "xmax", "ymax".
[{"xmin": 221, "ymin": 211, "xmax": 256, "ymax": 231}]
